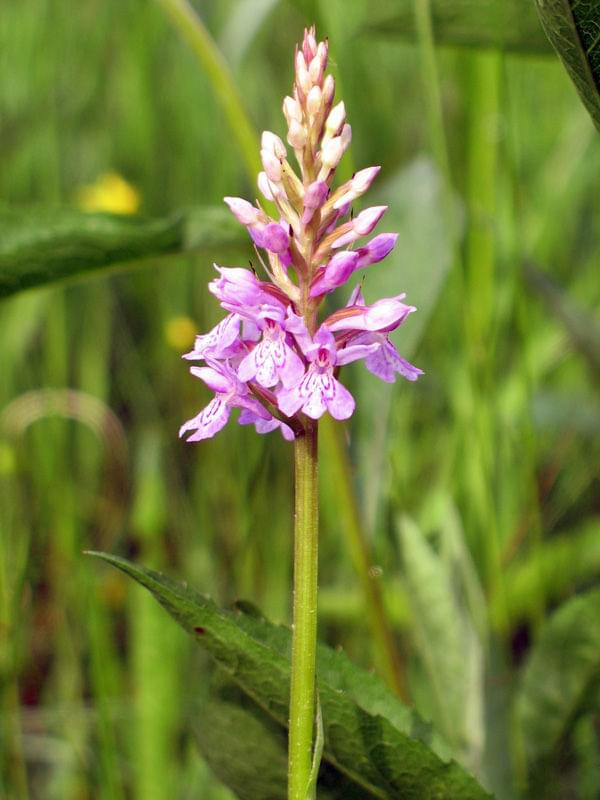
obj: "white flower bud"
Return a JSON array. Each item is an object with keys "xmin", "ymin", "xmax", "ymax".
[
  {"xmin": 340, "ymin": 123, "xmax": 352, "ymax": 148},
  {"xmin": 283, "ymin": 95, "xmax": 302, "ymax": 124},
  {"xmin": 322, "ymin": 74, "xmax": 335, "ymax": 106},
  {"xmin": 295, "ymin": 51, "xmax": 311, "ymax": 94},
  {"xmin": 261, "ymin": 148, "xmax": 282, "ymax": 182},
  {"xmin": 257, "ymin": 171, "xmax": 274, "ymax": 201},
  {"xmin": 307, "ymin": 86, "xmax": 322, "ymax": 116},
  {"xmin": 261, "ymin": 130, "xmax": 287, "ymax": 159},
  {"xmin": 316, "ymin": 41, "xmax": 328, "ymax": 70},
  {"xmin": 321, "ymin": 136, "xmax": 345, "ymax": 170},
  {"xmin": 325, "ymin": 101, "xmax": 345, "ymax": 137},
  {"xmin": 287, "ymin": 120, "xmax": 307, "ymax": 149},
  {"xmin": 308, "ymin": 55, "xmax": 322, "ymax": 84}
]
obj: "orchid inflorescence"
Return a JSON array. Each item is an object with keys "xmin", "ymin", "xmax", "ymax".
[{"xmin": 180, "ymin": 26, "xmax": 422, "ymax": 443}]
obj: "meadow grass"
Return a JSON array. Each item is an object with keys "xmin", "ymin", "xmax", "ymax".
[{"xmin": 1, "ymin": 1, "xmax": 599, "ymax": 798}]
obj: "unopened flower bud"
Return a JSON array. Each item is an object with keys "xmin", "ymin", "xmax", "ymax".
[
  {"xmin": 309, "ymin": 250, "xmax": 360, "ymax": 297},
  {"xmin": 326, "ymin": 166, "xmax": 381, "ymax": 214},
  {"xmin": 356, "ymin": 233, "xmax": 399, "ymax": 268},
  {"xmin": 301, "ymin": 180, "xmax": 329, "ymax": 225},
  {"xmin": 328, "ymin": 294, "xmax": 413, "ymax": 333},
  {"xmin": 287, "ymin": 120, "xmax": 307, "ymax": 150},
  {"xmin": 322, "ymin": 74, "xmax": 335, "ymax": 106},
  {"xmin": 316, "ymin": 41, "xmax": 328, "ymax": 70},
  {"xmin": 340, "ymin": 123, "xmax": 352, "ymax": 148},
  {"xmin": 308, "ymin": 55, "xmax": 323, "ymax": 84},
  {"xmin": 257, "ymin": 171, "xmax": 274, "ymax": 201},
  {"xmin": 295, "ymin": 51, "xmax": 311, "ymax": 94},
  {"xmin": 261, "ymin": 148, "xmax": 282, "ymax": 182},
  {"xmin": 321, "ymin": 136, "xmax": 344, "ymax": 168},
  {"xmin": 261, "ymin": 222, "xmax": 290, "ymax": 254},
  {"xmin": 329, "ymin": 206, "xmax": 387, "ymax": 250},
  {"xmin": 283, "ymin": 96, "xmax": 302, "ymax": 125},
  {"xmin": 223, "ymin": 196, "xmax": 261, "ymax": 226},
  {"xmin": 307, "ymin": 85, "xmax": 322, "ymax": 116},
  {"xmin": 303, "ymin": 28, "xmax": 318, "ymax": 61},
  {"xmin": 325, "ymin": 101, "xmax": 345, "ymax": 138},
  {"xmin": 261, "ymin": 130, "xmax": 287, "ymax": 159},
  {"xmin": 353, "ymin": 206, "xmax": 387, "ymax": 236}
]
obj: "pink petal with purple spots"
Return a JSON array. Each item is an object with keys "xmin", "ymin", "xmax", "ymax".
[
  {"xmin": 179, "ymin": 397, "xmax": 231, "ymax": 441},
  {"xmin": 183, "ymin": 314, "xmax": 241, "ymax": 360}
]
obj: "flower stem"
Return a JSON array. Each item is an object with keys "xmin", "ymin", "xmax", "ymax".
[{"xmin": 289, "ymin": 418, "xmax": 319, "ymax": 800}]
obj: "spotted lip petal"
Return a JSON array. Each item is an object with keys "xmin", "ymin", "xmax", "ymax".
[
  {"xmin": 278, "ymin": 366, "xmax": 355, "ymax": 420},
  {"xmin": 350, "ymin": 332, "xmax": 424, "ymax": 383},
  {"xmin": 179, "ymin": 396, "xmax": 230, "ymax": 441},
  {"xmin": 183, "ymin": 314, "xmax": 241, "ymax": 360}
]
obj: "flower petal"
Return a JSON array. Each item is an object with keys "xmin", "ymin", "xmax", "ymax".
[
  {"xmin": 179, "ymin": 397, "xmax": 230, "ymax": 441},
  {"xmin": 189, "ymin": 366, "xmax": 232, "ymax": 394},
  {"xmin": 183, "ymin": 314, "xmax": 240, "ymax": 360},
  {"xmin": 335, "ymin": 341, "xmax": 380, "ymax": 366},
  {"xmin": 365, "ymin": 340, "xmax": 424, "ymax": 383},
  {"xmin": 324, "ymin": 376, "xmax": 355, "ymax": 420}
]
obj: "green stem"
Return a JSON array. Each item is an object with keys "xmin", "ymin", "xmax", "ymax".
[{"xmin": 288, "ymin": 419, "xmax": 319, "ymax": 800}]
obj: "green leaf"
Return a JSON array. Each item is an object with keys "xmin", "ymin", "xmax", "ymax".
[
  {"xmin": 533, "ymin": 0, "xmax": 600, "ymax": 132},
  {"xmin": 398, "ymin": 516, "xmax": 485, "ymax": 772},
  {"xmin": 0, "ymin": 206, "xmax": 247, "ymax": 298},
  {"xmin": 517, "ymin": 588, "xmax": 600, "ymax": 774},
  {"xmin": 194, "ymin": 671, "xmax": 358, "ymax": 800},
  {"xmin": 88, "ymin": 552, "xmax": 492, "ymax": 799},
  {"xmin": 365, "ymin": 0, "xmax": 551, "ymax": 53}
]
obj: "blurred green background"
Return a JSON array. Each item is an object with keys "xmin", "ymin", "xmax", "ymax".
[{"xmin": 2, "ymin": 1, "xmax": 600, "ymax": 798}]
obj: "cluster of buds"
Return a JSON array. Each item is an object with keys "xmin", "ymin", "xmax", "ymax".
[{"xmin": 180, "ymin": 27, "xmax": 422, "ymax": 443}]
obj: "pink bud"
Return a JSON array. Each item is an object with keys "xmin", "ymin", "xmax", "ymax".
[
  {"xmin": 303, "ymin": 29, "xmax": 317, "ymax": 61},
  {"xmin": 223, "ymin": 197, "xmax": 261, "ymax": 226},
  {"xmin": 309, "ymin": 250, "xmax": 360, "ymax": 297},
  {"xmin": 261, "ymin": 223, "xmax": 290, "ymax": 254},
  {"xmin": 353, "ymin": 166, "xmax": 380, "ymax": 193},
  {"xmin": 327, "ymin": 295, "xmax": 414, "ymax": 333},
  {"xmin": 356, "ymin": 233, "xmax": 399, "ymax": 268},
  {"xmin": 353, "ymin": 206, "xmax": 387, "ymax": 235},
  {"xmin": 302, "ymin": 181, "xmax": 329, "ymax": 224}
]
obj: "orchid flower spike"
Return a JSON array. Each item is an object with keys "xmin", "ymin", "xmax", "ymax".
[{"xmin": 180, "ymin": 26, "xmax": 421, "ymax": 443}]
